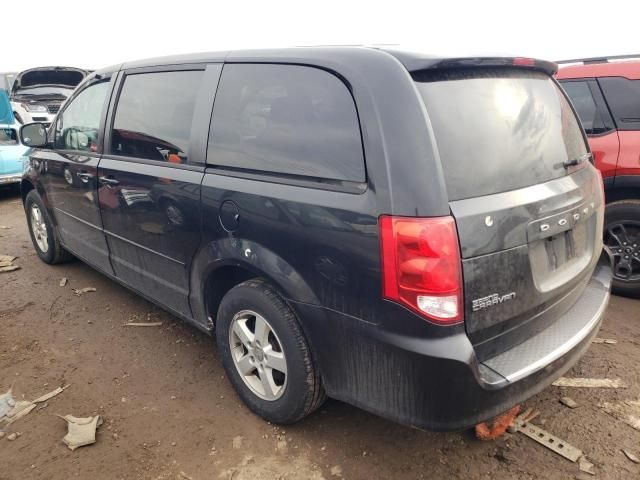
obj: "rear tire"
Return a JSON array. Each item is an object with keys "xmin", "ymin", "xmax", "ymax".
[
  {"xmin": 604, "ymin": 200, "xmax": 640, "ymax": 298},
  {"xmin": 25, "ymin": 190, "xmax": 73, "ymax": 265},
  {"xmin": 216, "ymin": 278, "xmax": 326, "ymax": 424}
]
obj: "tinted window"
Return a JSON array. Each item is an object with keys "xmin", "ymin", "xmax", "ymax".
[
  {"xmin": 54, "ymin": 81, "xmax": 110, "ymax": 152},
  {"xmin": 414, "ymin": 68, "xmax": 588, "ymax": 201},
  {"xmin": 111, "ymin": 71, "xmax": 203, "ymax": 163},
  {"xmin": 599, "ymin": 77, "xmax": 640, "ymax": 130},
  {"xmin": 561, "ymin": 81, "xmax": 611, "ymax": 135},
  {"xmin": 209, "ymin": 64, "xmax": 364, "ymax": 182}
]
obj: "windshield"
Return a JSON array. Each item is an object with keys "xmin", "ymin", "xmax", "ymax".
[{"xmin": 414, "ymin": 68, "xmax": 588, "ymax": 201}]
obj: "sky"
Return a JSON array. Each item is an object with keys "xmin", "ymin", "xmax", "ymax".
[{"xmin": 3, "ymin": 0, "xmax": 639, "ymax": 72}]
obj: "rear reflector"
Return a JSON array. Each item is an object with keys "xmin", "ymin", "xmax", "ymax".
[{"xmin": 379, "ymin": 215, "xmax": 464, "ymax": 325}]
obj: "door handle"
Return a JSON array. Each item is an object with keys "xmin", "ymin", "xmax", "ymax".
[
  {"xmin": 99, "ymin": 176, "xmax": 120, "ymax": 187},
  {"xmin": 77, "ymin": 171, "xmax": 94, "ymax": 183}
]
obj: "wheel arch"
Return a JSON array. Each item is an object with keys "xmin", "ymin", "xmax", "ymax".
[{"xmin": 189, "ymin": 238, "xmax": 320, "ymax": 331}]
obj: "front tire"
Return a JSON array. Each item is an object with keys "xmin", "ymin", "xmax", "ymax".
[
  {"xmin": 604, "ymin": 200, "xmax": 640, "ymax": 298},
  {"xmin": 216, "ymin": 278, "xmax": 325, "ymax": 424},
  {"xmin": 25, "ymin": 190, "xmax": 73, "ymax": 264}
]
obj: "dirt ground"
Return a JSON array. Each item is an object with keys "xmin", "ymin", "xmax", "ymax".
[{"xmin": 1, "ymin": 186, "xmax": 639, "ymax": 480}]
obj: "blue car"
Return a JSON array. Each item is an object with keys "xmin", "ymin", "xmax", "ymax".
[{"xmin": 0, "ymin": 89, "xmax": 29, "ymax": 185}]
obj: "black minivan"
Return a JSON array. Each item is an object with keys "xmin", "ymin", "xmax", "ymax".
[{"xmin": 19, "ymin": 48, "xmax": 612, "ymax": 431}]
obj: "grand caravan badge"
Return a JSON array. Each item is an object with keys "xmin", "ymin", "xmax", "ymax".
[{"xmin": 472, "ymin": 292, "xmax": 516, "ymax": 311}]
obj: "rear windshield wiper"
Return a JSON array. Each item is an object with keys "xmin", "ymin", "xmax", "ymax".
[{"xmin": 563, "ymin": 153, "xmax": 592, "ymax": 168}]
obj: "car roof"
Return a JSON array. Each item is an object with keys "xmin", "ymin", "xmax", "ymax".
[
  {"xmin": 556, "ymin": 60, "xmax": 640, "ymax": 80},
  {"xmin": 114, "ymin": 47, "xmax": 555, "ymax": 75}
]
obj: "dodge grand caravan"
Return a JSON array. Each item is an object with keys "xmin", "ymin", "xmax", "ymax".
[{"xmin": 19, "ymin": 48, "xmax": 612, "ymax": 430}]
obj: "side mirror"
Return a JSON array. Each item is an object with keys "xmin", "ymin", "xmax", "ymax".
[{"xmin": 20, "ymin": 123, "xmax": 48, "ymax": 148}]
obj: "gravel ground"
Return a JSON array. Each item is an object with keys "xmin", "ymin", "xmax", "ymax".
[{"xmin": 1, "ymin": 186, "xmax": 639, "ymax": 480}]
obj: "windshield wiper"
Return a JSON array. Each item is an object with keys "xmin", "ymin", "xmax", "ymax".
[{"xmin": 563, "ymin": 153, "xmax": 592, "ymax": 168}]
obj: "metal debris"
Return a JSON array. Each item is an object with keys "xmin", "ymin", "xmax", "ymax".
[
  {"xmin": 623, "ymin": 449, "xmax": 640, "ymax": 464},
  {"xmin": 74, "ymin": 287, "xmax": 96, "ymax": 296},
  {"xmin": 560, "ymin": 397, "xmax": 579, "ymax": 409},
  {"xmin": 59, "ymin": 277, "xmax": 67, "ymax": 287},
  {"xmin": 518, "ymin": 422, "xmax": 583, "ymax": 462},
  {"xmin": 552, "ymin": 377, "xmax": 627, "ymax": 388},
  {"xmin": 59, "ymin": 415, "xmax": 102, "ymax": 450},
  {"xmin": 124, "ymin": 322, "xmax": 163, "ymax": 327},
  {"xmin": 600, "ymin": 399, "xmax": 640, "ymax": 432},
  {"xmin": 579, "ymin": 456, "xmax": 595, "ymax": 475},
  {"xmin": 507, "ymin": 407, "xmax": 538, "ymax": 433},
  {"xmin": 592, "ymin": 337, "xmax": 618, "ymax": 344}
]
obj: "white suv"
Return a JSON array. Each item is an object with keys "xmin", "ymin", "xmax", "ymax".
[{"xmin": 11, "ymin": 67, "xmax": 87, "ymax": 126}]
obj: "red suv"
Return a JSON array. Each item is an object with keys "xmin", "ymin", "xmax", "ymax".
[{"xmin": 557, "ymin": 55, "xmax": 640, "ymax": 296}]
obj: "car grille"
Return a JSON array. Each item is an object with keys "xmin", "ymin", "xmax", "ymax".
[{"xmin": 47, "ymin": 104, "xmax": 61, "ymax": 114}]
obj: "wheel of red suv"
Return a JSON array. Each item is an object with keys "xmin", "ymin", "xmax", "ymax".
[
  {"xmin": 216, "ymin": 278, "xmax": 326, "ymax": 424},
  {"xmin": 604, "ymin": 200, "xmax": 640, "ymax": 298},
  {"xmin": 25, "ymin": 190, "xmax": 73, "ymax": 264}
]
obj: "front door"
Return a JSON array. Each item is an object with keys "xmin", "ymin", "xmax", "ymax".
[
  {"xmin": 32, "ymin": 76, "xmax": 114, "ymax": 273},
  {"xmin": 98, "ymin": 67, "xmax": 216, "ymax": 317}
]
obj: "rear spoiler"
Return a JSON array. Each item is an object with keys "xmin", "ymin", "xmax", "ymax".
[{"xmin": 408, "ymin": 57, "xmax": 558, "ymax": 76}]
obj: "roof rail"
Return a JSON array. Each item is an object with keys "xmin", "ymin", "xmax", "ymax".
[{"xmin": 557, "ymin": 54, "xmax": 640, "ymax": 65}]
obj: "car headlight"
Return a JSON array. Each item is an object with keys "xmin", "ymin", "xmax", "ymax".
[{"xmin": 22, "ymin": 103, "xmax": 48, "ymax": 113}]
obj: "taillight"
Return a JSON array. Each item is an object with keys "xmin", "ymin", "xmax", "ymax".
[{"xmin": 379, "ymin": 215, "xmax": 463, "ymax": 325}]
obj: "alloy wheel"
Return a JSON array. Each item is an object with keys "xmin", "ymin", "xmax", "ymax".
[
  {"xmin": 605, "ymin": 221, "xmax": 640, "ymax": 282},
  {"xmin": 228, "ymin": 310, "xmax": 288, "ymax": 401},
  {"xmin": 30, "ymin": 204, "xmax": 49, "ymax": 253}
]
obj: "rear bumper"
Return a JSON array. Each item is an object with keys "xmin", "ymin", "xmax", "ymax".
[{"xmin": 293, "ymin": 252, "xmax": 612, "ymax": 431}]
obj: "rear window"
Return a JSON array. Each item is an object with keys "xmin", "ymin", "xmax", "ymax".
[
  {"xmin": 414, "ymin": 68, "xmax": 588, "ymax": 201},
  {"xmin": 208, "ymin": 64, "xmax": 365, "ymax": 182}
]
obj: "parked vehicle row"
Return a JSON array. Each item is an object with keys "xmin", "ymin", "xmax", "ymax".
[
  {"xmin": 556, "ymin": 55, "xmax": 640, "ymax": 297},
  {"xmin": 19, "ymin": 48, "xmax": 612, "ymax": 431}
]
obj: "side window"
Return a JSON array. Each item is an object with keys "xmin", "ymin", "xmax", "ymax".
[
  {"xmin": 110, "ymin": 70, "xmax": 203, "ymax": 163},
  {"xmin": 54, "ymin": 81, "xmax": 110, "ymax": 152},
  {"xmin": 561, "ymin": 80, "xmax": 611, "ymax": 135},
  {"xmin": 209, "ymin": 64, "xmax": 365, "ymax": 182},
  {"xmin": 599, "ymin": 77, "xmax": 640, "ymax": 130}
]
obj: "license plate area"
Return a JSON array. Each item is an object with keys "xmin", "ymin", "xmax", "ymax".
[
  {"xmin": 528, "ymin": 204, "xmax": 596, "ymax": 293},
  {"xmin": 544, "ymin": 227, "xmax": 587, "ymax": 271}
]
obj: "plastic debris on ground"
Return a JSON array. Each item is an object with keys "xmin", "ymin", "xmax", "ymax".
[
  {"xmin": 1, "ymin": 385, "xmax": 69, "ymax": 426},
  {"xmin": 474, "ymin": 405, "xmax": 521, "ymax": 440},
  {"xmin": 0, "ymin": 254, "xmax": 19, "ymax": 273},
  {"xmin": 73, "ymin": 287, "xmax": 96, "ymax": 296},
  {"xmin": 600, "ymin": 399, "xmax": 640, "ymax": 432},
  {"xmin": 552, "ymin": 377, "xmax": 627, "ymax": 389},
  {"xmin": 59, "ymin": 277, "xmax": 67, "ymax": 287},
  {"xmin": 592, "ymin": 337, "xmax": 618, "ymax": 344},
  {"xmin": 59, "ymin": 415, "xmax": 102, "ymax": 450}
]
